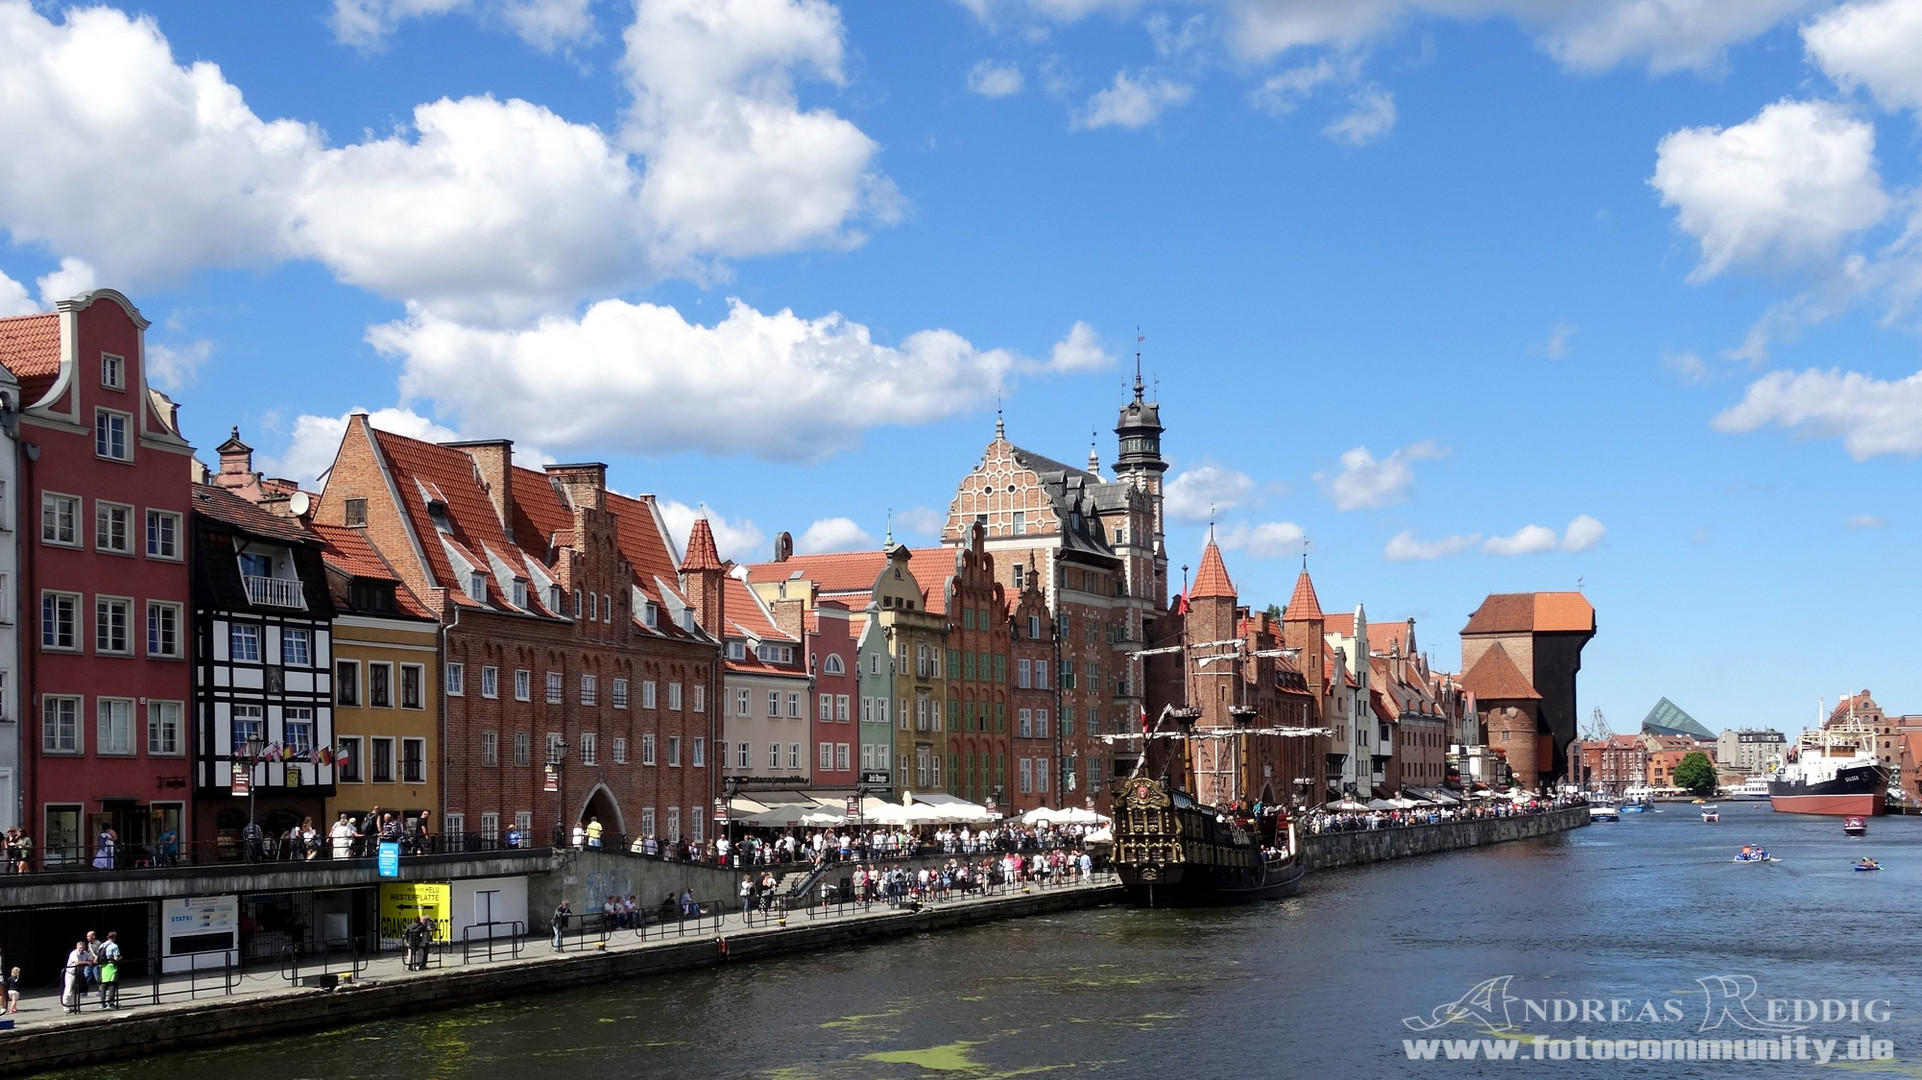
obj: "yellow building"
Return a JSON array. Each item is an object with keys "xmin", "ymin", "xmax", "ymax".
[
  {"xmin": 870, "ymin": 546, "xmax": 949, "ymax": 795},
  {"xmin": 315, "ymin": 525, "xmax": 443, "ymax": 836}
]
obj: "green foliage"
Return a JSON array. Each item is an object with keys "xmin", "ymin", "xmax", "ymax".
[{"xmin": 1673, "ymin": 751, "xmax": 1718, "ymax": 795}]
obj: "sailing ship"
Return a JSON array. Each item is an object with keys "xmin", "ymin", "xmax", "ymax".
[{"xmin": 1769, "ymin": 715, "xmax": 1889, "ymax": 817}]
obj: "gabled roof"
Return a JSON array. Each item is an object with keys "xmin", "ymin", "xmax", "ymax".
[
  {"xmin": 742, "ymin": 550, "xmax": 890, "ymax": 597},
  {"xmin": 1463, "ymin": 591, "xmax": 1595, "ymax": 635},
  {"xmin": 0, "ymin": 311, "xmax": 61, "ymax": 401},
  {"xmin": 1640, "ymin": 697, "xmax": 1714, "ymax": 740},
  {"xmin": 682, "ymin": 516, "xmax": 724, "ymax": 572},
  {"xmin": 1324, "ymin": 613, "xmax": 1356, "ymax": 637},
  {"xmin": 313, "ymin": 523, "xmax": 436, "ymax": 619},
  {"xmin": 191, "ymin": 484, "xmax": 317, "ymax": 547},
  {"xmin": 1284, "ymin": 568, "xmax": 1323, "ymax": 621},
  {"xmin": 1189, "ymin": 540, "xmax": 1235, "ymax": 599},
  {"xmin": 370, "ymin": 428, "xmax": 536, "ymax": 612},
  {"xmin": 1460, "ymin": 642, "xmax": 1540, "ymax": 701},
  {"xmin": 1366, "ymin": 619, "xmax": 1413, "ymax": 658}
]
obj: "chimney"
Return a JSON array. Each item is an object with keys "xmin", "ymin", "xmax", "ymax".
[
  {"xmin": 773, "ymin": 531, "xmax": 793, "ymax": 562},
  {"xmin": 213, "ymin": 427, "xmax": 264, "ymax": 501},
  {"xmin": 771, "ymin": 596, "xmax": 805, "ymax": 641},
  {"xmin": 450, "ymin": 439, "xmax": 515, "ymax": 542},
  {"xmin": 545, "ymin": 462, "xmax": 607, "ymax": 512}
]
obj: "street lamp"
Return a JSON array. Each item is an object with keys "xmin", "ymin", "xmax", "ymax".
[{"xmin": 547, "ymin": 739, "xmax": 568, "ymax": 847}]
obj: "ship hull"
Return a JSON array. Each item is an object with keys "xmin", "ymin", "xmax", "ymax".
[
  {"xmin": 1117, "ymin": 858, "xmax": 1305, "ymax": 907},
  {"xmin": 1110, "ymin": 776, "xmax": 1305, "ymax": 907},
  {"xmin": 1768, "ymin": 764, "xmax": 1888, "ymax": 816}
]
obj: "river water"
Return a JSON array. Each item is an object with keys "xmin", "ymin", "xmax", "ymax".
[{"xmin": 53, "ymin": 805, "xmax": 1921, "ymax": 1079}]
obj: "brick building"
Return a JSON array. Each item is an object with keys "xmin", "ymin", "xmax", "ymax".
[
  {"xmin": 1460, "ymin": 592, "xmax": 1596, "ymax": 787},
  {"xmin": 312, "ymin": 418, "xmax": 718, "ymax": 848},
  {"xmin": 1, "ymin": 290, "xmax": 196, "ymax": 865},
  {"xmin": 929, "ymin": 524, "xmax": 1011, "ymax": 809}
]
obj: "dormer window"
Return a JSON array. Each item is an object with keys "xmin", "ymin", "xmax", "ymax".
[
  {"xmin": 511, "ymin": 580, "xmax": 527, "ymax": 609},
  {"xmin": 681, "ymin": 609, "xmax": 695, "ymax": 632},
  {"xmin": 467, "ymin": 572, "xmax": 486, "ymax": 601},
  {"xmin": 427, "ymin": 500, "xmax": 453, "ymax": 533},
  {"xmin": 101, "ymin": 353, "xmax": 125, "ymax": 390},
  {"xmin": 643, "ymin": 602, "xmax": 658, "ymax": 628},
  {"xmin": 727, "ymin": 641, "xmax": 746, "ymax": 660},
  {"xmin": 548, "ymin": 584, "xmax": 560, "ymax": 611}
]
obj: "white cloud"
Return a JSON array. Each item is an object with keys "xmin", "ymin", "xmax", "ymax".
[
  {"xmin": 1804, "ymin": 0, "xmax": 1922, "ymax": 115},
  {"xmin": 377, "ymin": 299, "xmax": 1097, "ymax": 462},
  {"xmin": 37, "ymin": 258, "xmax": 99, "ymax": 307},
  {"xmin": 1076, "ymin": 69, "xmax": 1192, "ymax": 130},
  {"xmin": 1482, "ymin": 514, "xmax": 1605, "ymax": 555},
  {"xmin": 1322, "ymin": 84, "xmax": 1396, "ymax": 145},
  {"xmin": 1249, "ymin": 56, "xmax": 1351, "ymax": 117},
  {"xmin": 658, "ymin": 498, "xmax": 766, "ymax": 564},
  {"xmin": 1665, "ymin": 350, "xmax": 1710, "ymax": 384},
  {"xmin": 894, "ymin": 506, "xmax": 947, "ymax": 539},
  {"xmin": 1165, "ymin": 462, "xmax": 1256, "ymax": 521},
  {"xmin": 797, "ymin": 516, "xmax": 875, "ymax": 553},
  {"xmin": 0, "ymin": 270, "xmax": 33, "ymax": 316},
  {"xmin": 0, "ymin": 0, "xmax": 892, "ymax": 321},
  {"xmin": 1712, "ymin": 366, "xmax": 1922, "ymax": 459},
  {"xmin": 330, "ymin": 0, "xmax": 596, "ymax": 53},
  {"xmin": 967, "ymin": 59, "xmax": 1025, "ymax": 97},
  {"xmin": 1651, "ymin": 99, "xmax": 1891, "ymax": 282},
  {"xmin": 1845, "ymin": 513, "xmax": 1886, "ymax": 531},
  {"xmin": 1217, "ymin": 520, "xmax": 1305, "ymax": 559},
  {"xmin": 1047, "ymin": 320, "xmax": 1114, "ymax": 371},
  {"xmin": 271, "ymin": 406, "xmax": 463, "ymax": 487},
  {"xmin": 1383, "ymin": 529, "xmax": 1479, "ymax": 562},
  {"xmin": 146, "ymin": 340, "xmax": 212, "ymax": 392},
  {"xmin": 1536, "ymin": 321, "xmax": 1576, "ymax": 360},
  {"xmin": 1321, "ymin": 439, "xmax": 1444, "ymax": 511}
]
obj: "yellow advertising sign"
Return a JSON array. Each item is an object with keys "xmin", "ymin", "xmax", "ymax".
[{"xmin": 379, "ymin": 882, "xmax": 451, "ymax": 942}]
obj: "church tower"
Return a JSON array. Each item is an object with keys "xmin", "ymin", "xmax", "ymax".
[{"xmin": 1112, "ymin": 357, "xmax": 1168, "ymax": 606}]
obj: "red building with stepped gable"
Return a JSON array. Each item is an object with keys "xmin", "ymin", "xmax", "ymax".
[{"xmin": 0, "ymin": 290, "xmax": 196, "ymax": 864}]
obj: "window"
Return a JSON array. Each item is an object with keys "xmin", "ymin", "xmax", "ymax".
[
  {"xmin": 229, "ymin": 623, "xmax": 261, "ymax": 663},
  {"xmin": 820, "ymin": 742, "xmax": 834, "ymax": 771},
  {"xmin": 481, "ymin": 665, "xmax": 498, "ymax": 698},
  {"xmin": 90, "ymin": 502, "xmax": 131, "ymax": 554},
  {"xmin": 1018, "ymin": 659, "xmax": 1032, "ymax": 689},
  {"xmin": 514, "ymin": 732, "xmax": 531, "ymax": 767},
  {"xmin": 612, "ymin": 736, "xmax": 628, "ymax": 764},
  {"xmin": 446, "ymin": 662, "xmax": 465, "ymax": 696},
  {"xmin": 481, "ymin": 730, "xmax": 499, "ymax": 767},
  {"xmin": 145, "ymin": 602, "xmax": 181, "ymax": 658},
  {"xmin": 819, "ymin": 694, "xmax": 832, "ymax": 721},
  {"xmin": 736, "ymin": 742, "xmax": 750, "ymax": 769},
  {"xmin": 824, "ymin": 654, "xmax": 844, "ymax": 675},
  {"xmin": 514, "ymin": 669, "xmax": 530, "ymax": 701},
  {"xmin": 1028, "ymin": 615, "xmax": 1041, "ymax": 639},
  {"xmin": 787, "ymin": 692, "xmax": 801, "ymax": 718},
  {"xmin": 344, "ymin": 498, "xmax": 368, "ymax": 527},
  {"xmin": 511, "ymin": 580, "xmax": 527, "ymax": 609},
  {"xmin": 693, "ymin": 738, "xmax": 705, "ymax": 767},
  {"xmin": 727, "ymin": 641, "xmax": 746, "ymax": 661},
  {"xmin": 148, "ymin": 701, "xmax": 183, "ymax": 755},
  {"xmin": 546, "ymin": 732, "xmax": 564, "ymax": 764},
  {"xmin": 692, "ymin": 685, "xmax": 705, "ymax": 712},
  {"xmin": 613, "ymin": 678, "xmax": 629, "ymax": 708},
  {"xmin": 41, "ymin": 493, "xmax": 78, "ymax": 546},
  {"xmin": 768, "ymin": 742, "xmax": 780, "ymax": 769},
  {"xmin": 581, "ymin": 674, "xmax": 598, "ymax": 706},
  {"xmin": 1035, "ymin": 709, "xmax": 1049, "ymax": 739},
  {"xmin": 467, "ymin": 573, "xmax": 486, "ymax": 602},
  {"xmin": 642, "ymin": 733, "xmax": 657, "ymax": 765},
  {"xmin": 581, "ymin": 732, "xmax": 598, "ymax": 766},
  {"xmin": 668, "ymin": 735, "xmax": 682, "ymax": 767},
  {"xmin": 640, "ymin": 680, "xmax": 657, "ymax": 709},
  {"xmin": 284, "ymin": 708, "xmax": 314, "ymax": 756},
  {"xmin": 338, "ymin": 736, "xmax": 363, "ymax": 782},
  {"xmin": 734, "ymin": 689, "xmax": 749, "ymax": 717},
  {"xmin": 231, "ymin": 705, "xmax": 265, "ymax": 756},
  {"xmin": 95, "ymin": 409, "xmax": 130, "ymax": 461},
  {"xmin": 369, "ymin": 662, "xmax": 393, "ymax": 707},
  {"xmin": 1037, "ymin": 756, "xmax": 1050, "ymax": 792},
  {"xmin": 836, "ymin": 743, "xmax": 850, "ymax": 771},
  {"xmin": 42, "ymin": 696, "xmax": 79, "ymax": 753},
  {"xmin": 787, "ymin": 743, "xmax": 801, "ymax": 770},
  {"xmin": 336, "ymin": 660, "xmax": 361, "ymax": 706},
  {"xmin": 86, "ymin": 596, "xmax": 129, "ymax": 655},
  {"xmin": 372, "ymin": 737, "xmax": 396, "ymax": 782},
  {"xmin": 667, "ymin": 682, "xmax": 682, "ymax": 710},
  {"xmin": 101, "ymin": 352, "xmax": 124, "ymax": 389},
  {"xmin": 401, "ymin": 664, "xmax": 423, "ymax": 709},
  {"xmin": 666, "ymin": 806, "xmax": 681, "ymax": 842},
  {"xmin": 640, "ymin": 807, "xmax": 656, "ymax": 838},
  {"xmin": 1035, "ymin": 660, "xmax": 1049, "ymax": 689},
  {"xmin": 836, "ymin": 695, "xmax": 850, "ymax": 722},
  {"xmin": 479, "ymin": 813, "xmax": 499, "ymax": 842},
  {"xmin": 515, "ymin": 810, "xmax": 532, "ymax": 839},
  {"xmin": 282, "ymin": 628, "xmax": 312, "ymax": 667},
  {"xmin": 766, "ymin": 691, "xmax": 779, "ymax": 717},
  {"xmin": 1019, "ymin": 708, "xmax": 1033, "ymax": 738},
  {"xmin": 545, "ymin": 671, "xmax": 562, "ymax": 704},
  {"xmin": 145, "ymin": 510, "xmax": 181, "ymax": 559},
  {"xmin": 89, "ymin": 697, "xmax": 137, "ymax": 756},
  {"xmin": 37, "ymin": 593, "xmax": 77, "ymax": 651}
]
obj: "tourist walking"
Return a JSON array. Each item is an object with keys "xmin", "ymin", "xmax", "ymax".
[
  {"xmin": 92, "ymin": 825, "xmax": 118, "ymax": 870},
  {"xmin": 13, "ymin": 830, "xmax": 30, "ymax": 874},
  {"xmin": 739, "ymin": 875, "xmax": 754, "ymax": 917},
  {"xmin": 4, "ymin": 966, "xmax": 19, "ymax": 1013},
  {"xmin": 551, "ymin": 901, "xmax": 571, "ymax": 950},
  {"xmin": 330, "ymin": 813, "xmax": 356, "ymax": 859},
  {"xmin": 585, "ymin": 817, "xmax": 604, "ymax": 850},
  {"xmin": 413, "ymin": 810, "xmax": 433, "ymax": 855},
  {"xmin": 402, "ymin": 917, "xmax": 431, "ymax": 970}
]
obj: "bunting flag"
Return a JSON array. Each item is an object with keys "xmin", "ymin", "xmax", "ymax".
[
  {"xmin": 263, "ymin": 743, "xmax": 282, "ymax": 763},
  {"xmin": 333, "ymin": 742, "xmax": 351, "ymax": 764}
]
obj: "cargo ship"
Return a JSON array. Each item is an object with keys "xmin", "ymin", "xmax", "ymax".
[{"xmin": 1769, "ymin": 720, "xmax": 1888, "ymax": 816}]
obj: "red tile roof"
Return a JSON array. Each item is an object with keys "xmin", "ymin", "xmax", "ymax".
[
  {"xmin": 1366, "ymin": 619, "xmax": 1412, "ymax": 658},
  {"xmin": 371, "ymin": 428, "xmax": 527, "ymax": 610},
  {"xmin": 1284, "ymin": 568, "xmax": 1323, "ymax": 621},
  {"xmin": 0, "ymin": 312, "xmax": 62, "ymax": 402},
  {"xmin": 682, "ymin": 517, "xmax": 724, "ymax": 572},
  {"xmin": 741, "ymin": 550, "xmax": 889, "ymax": 597},
  {"xmin": 313, "ymin": 523, "xmax": 435, "ymax": 619},
  {"xmin": 1189, "ymin": 541, "xmax": 1235, "ymax": 599},
  {"xmin": 191, "ymin": 483, "xmax": 317, "ymax": 546},
  {"xmin": 724, "ymin": 576, "xmax": 794, "ymax": 642},
  {"xmin": 1460, "ymin": 642, "xmax": 1540, "ymax": 701},
  {"xmin": 1463, "ymin": 592, "xmax": 1595, "ymax": 635},
  {"xmin": 1324, "ymin": 613, "xmax": 1355, "ymax": 637}
]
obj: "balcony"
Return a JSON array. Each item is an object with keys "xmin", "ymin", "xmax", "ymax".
[{"xmin": 244, "ymin": 574, "xmax": 307, "ymax": 610}]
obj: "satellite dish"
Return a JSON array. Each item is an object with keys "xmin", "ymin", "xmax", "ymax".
[{"xmin": 289, "ymin": 491, "xmax": 312, "ymax": 518}]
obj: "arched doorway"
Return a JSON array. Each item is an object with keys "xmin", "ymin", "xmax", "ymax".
[{"xmin": 577, "ymin": 784, "xmax": 625, "ymax": 841}]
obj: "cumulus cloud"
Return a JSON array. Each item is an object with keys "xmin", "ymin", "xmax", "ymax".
[
  {"xmin": 1320, "ymin": 440, "xmax": 1444, "ymax": 511},
  {"xmin": 0, "ymin": 0, "xmax": 894, "ymax": 320},
  {"xmin": 330, "ymin": 0, "xmax": 597, "ymax": 53},
  {"xmin": 1651, "ymin": 100, "xmax": 1891, "ymax": 282},
  {"xmin": 1804, "ymin": 0, "xmax": 1922, "ymax": 115},
  {"xmin": 37, "ymin": 258, "xmax": 100, "ymax": 308},
  {"xmin": 1165, "ymin": 462, "xmax": 1257, "ymax": 521},
  {"xmin": 0, "ymin": 270, "xmax": 33, "ymax": 316},
  {"xmin": 1482, "ymin": 514, "xmax": 1605, "ymax": 555},
  {"xmin": 269, "ymin": 406, "xmax": 464, "ymax": 487},
  {"xmin": 797, "ymin": 516, "xmax": 875, "ymax": 553},
  {"xmin": 1076, "ymin": 69, "xmax": 1192, "ymax": 129},
  {"xmin": 1047, "ymin": 320, "xmax": 1114, "ymax": 371},
  {"xmin": 1383, "ymin": 529, "xmax": 1479, "ymax": 562},
  {"xmin": 1249, "ymin": 56, "xmax": 1351, "ymax": 116},
  {"xmin": 1217, "ymin": 520, "xmax": 1305, "ymax": 559},
  {"xmin": 658, "ymin": 499, "xmax": 766, "ymax": 564},
  {"xmin": 1712, "ymin": 367, "xmax": 1922, "ymax": 459},
  {"xmin": 376, "ymin": 299, "xmax": 1099, "ymax": 462},
  {"xmin": 967, "ymin": 59, "xmax": 1025, "ymax": 97},
  {"xmin": 146, "ymin": 340, "xmax": 212, "ymax": 392},
  {"xmin": 1665, "ymin": 350, "xmax": 1710, "ymax": 385},
  {"xmin": 1845, "ymin": 513, "xmax": 1886, "ymax": 531},
  {"xmin": 894, "ymin": 506, "xmax": 948, "ymax": 539},
  {"xmin": 1322, "ymin": 84, "xmax": 1396, "ymax": 145}
]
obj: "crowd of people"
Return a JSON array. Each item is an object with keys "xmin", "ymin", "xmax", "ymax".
[
  {"xmin": 1307, "ymin": 792, "xmax": 1588, "ymax": 834},
  {"xmin": 53, "ymin": 930, "xmax": 123, "ymax": 1014},
  {"xmin": 606, "ymin": 821, "xmax": 1104, "ymax": 870}
]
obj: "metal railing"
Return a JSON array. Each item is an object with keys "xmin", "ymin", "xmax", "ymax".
[
  {"xmin": 243, "ymin": 574, "xmax": 307, "ymax": 609},
  {"xmin": 8, "ymin": 834, "xmax": 541, "ymax": 875},
  {"xmin": 278, "ymin": 937, "xmax": 367, "ymax": 986},
  {"xmin": 460, "ymin": 921, "xmax": 525, "ymax": 964}
]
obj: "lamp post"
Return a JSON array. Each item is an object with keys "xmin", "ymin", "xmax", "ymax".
[{"xmin": 547, "ymin": 740, "xmax": 568, "ymax": 847}]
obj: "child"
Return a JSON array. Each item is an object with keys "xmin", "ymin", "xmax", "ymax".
[{"xmin": 4, "ymin": 966, "xmax": 19, "ymax": 1013}]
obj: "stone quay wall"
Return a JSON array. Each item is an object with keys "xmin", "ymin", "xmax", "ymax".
[{"xmin": 1302, "ymin": 806, "xmax": 1588, "ymax": 871}]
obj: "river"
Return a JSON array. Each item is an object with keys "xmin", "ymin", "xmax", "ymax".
[{"xmin": 50, "ymin": 804, "xmax": 1919, "ymax": 1079}]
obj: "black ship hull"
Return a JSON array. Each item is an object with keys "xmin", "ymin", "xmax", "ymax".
[
  {"xmin": 1768, "ymin": 762, "xmax": 1889, "ymax": 816},
  {"xmin": 1110, "ymin": 776, "xmax": 1305, "ymax": 907}
]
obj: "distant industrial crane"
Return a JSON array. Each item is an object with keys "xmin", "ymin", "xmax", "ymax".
[{"xmin": 1581, "ymin": 708, "xmax": 1613, "ymax": 742}]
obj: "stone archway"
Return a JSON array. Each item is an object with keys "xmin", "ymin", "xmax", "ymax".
[{"xmin": 577, "ymin": 783, "xmax": 625, "ymax": 840}]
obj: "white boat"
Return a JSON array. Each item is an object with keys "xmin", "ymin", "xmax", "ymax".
[
  {"xmin": 1702, "ymin": 806, "xmax": 1720, "ymax": 822},
  {"xmin": 1735, "ymin": 776, "xmax": 1772, "ymax": 800},
  {"xmin": 1590, "ymin": 803, "xmax": 1620, "ymax": 822},
  {"xmin": 1619, "ymin": 787, "xmax": 1651, "ymax": 813}
]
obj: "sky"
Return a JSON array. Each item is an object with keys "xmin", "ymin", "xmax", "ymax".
[{"xmin": 2, "ymin": 0, "xmax": 1921, "ymax": 740}]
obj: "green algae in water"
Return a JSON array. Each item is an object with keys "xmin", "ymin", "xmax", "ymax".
[{"xmin": 863, "ymin": 1041, "xmax": 986, "ymax": 1073}]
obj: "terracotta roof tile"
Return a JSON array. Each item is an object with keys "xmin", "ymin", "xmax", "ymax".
[
  {"xmin": 1324, "ymin": 613, "xmax": 1355, "ymax": 637},
  {"xmin": 190, "ymin": 484, "xmax": 317, "ymax": 546},
  {"xmin": 371, "ymin": 428, "xmax": 527, "ymax": 610},
  {"xmin": 725, "ymin": 576, "xmax": 793, "ymax": 642},
  {"xmin": 682, "ymin": 517, "xmax": 724, "ymax": 572},
  {"xmin": 1284, "ymin": 568, "xmax": 1323, "ymax": 621},
  {"xmin": 1460, "ymin": 642, "xmax": 1540, "ymax": 701},
  {"xmin": 1463, "ymin": 592, "xmax": 1595, "ymax": 635},
  {"xmin": 0, "ymin": 311, "xmax": 62, "ymax": 401},
  {"xmin": 1366, "ymin": 619, "xmax": 1412, "ymax": 658},
  {"xmin": 1189, "ymin": 540, "xmax": 1235, "ymax": 599},
  {"xmin": 741, "ymin": 551, "xmax": 889, "ymax": 596},
  {"xmin": 312, "ymin": 523, "xmax": 400, "ymax": 581}
]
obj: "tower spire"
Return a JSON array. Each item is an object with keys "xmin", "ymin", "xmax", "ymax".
[
  {"xmin": 1133, "ymin": 327, "xmax": 1146, "ymax": 403},
  {"xmin": 994, "ymin": 403, "xmax": 1005, "ymax": 441}
]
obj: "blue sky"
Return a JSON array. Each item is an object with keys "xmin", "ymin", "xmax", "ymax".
[{"xmin": 3, "ymin": 0, "xmax": 1921, "ymax": 740}]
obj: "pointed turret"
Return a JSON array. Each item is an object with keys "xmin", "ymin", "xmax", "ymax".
[
  {"xmin": 681, "ymin": 516, "xmax": 726, "ymax": 636},
  {"xmin": 1284, "ymin": 565, "xmax": 1323, "ymax": 621},
  {"xmin": 1189, "ymin": 538, "xmax": 1235, "ymax": 600}
]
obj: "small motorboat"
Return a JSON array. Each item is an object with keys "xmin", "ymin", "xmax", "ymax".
[
  {"xmin": 1702, "ymin": 806, "xmax": 1720, "ymax": 823},
  {"xmin": 1854, "ymin": 859, "xmax": 1882, "ymax": 872},
  {"xmin": 1589, "ymin": 804, "xmax": 1620, "ymax": 822},
  {"xmin": 1843, "ymin": 816, "xmax": 1868, "ymax": 837},
  {"xmin": 1733, "ymin": 847, "xmax": 1777, "ymax": 863}
]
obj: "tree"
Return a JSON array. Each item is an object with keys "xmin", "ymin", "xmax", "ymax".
[{"xmin": 1673, "ymin": 751, "xmax": 1718, "ymax": 795}]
